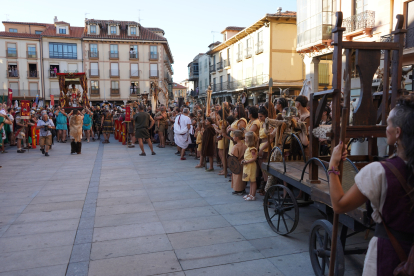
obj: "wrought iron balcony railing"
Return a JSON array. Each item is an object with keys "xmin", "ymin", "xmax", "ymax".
[
  {"xmin": 49, "ymin": 69, "xmax": 60, "ymax": 78},
  {"xmin": 245, "ymin": 48, "xmax": 252, "ymax": 59},
  {"xmin": 343, "ymin": 10, "xmax": 375, "ymax": 34},
  {"xmin": 88, "ymin": 51, "xmax": 99, "ymax": 59},
  {"xmin": 224, "ymin": 59, "xmax": 230, "ymax": 67},
  {"xmin": 110, "ymin": 69, "xmax": 119, "ymax": 77},
  {"xmin": 149, "ymin": 70, "xmax": 159, "ymax": 78},
  {"xmin": 255, "ymin": 41, "xmax": 264, "ymax": 54},
  {"xmin": 110, "ymin": 88, "xmax": 120, "ymax": 95},
  {"xmin": 7, "ymin": 49, "xmax": 17, "ymax": 57},
  {"xmin": 210, "ymin": 64, "xmax": 216, "ymax": 72},
  {"xmin": 130, "ymin": 70, "xmax": 139, "ymax": 78},
  {"xmin": 27, "ymin": 71, "xmax": 39, "ymax": 78},
  {"xmin": 27, "ymin": 51, "xmax": 37, "ymax": 58},
  {"xmin": 89, "ymin": 69, "xmax": 100, "ymax": 77},
  {"xmin": 109, "ymin": 51, "xmax": 119, "ymax": 59},
  {"xmin": 130, "ymin": 87, "xmax": 140, "ymax": 95},
  {"xmin": 90, "ymin": 88, "xmax": 100, "ymax": 96},
  {"xmin": 216, "ymin": 61, "xmax": 223, "ymax": 70},
  {"xmin": 129, "ymin": 52, "xmax": 138, "ymax": 59},
  {"xmin": 236, "ymin": 53, "xmax": 243, "ymax": 62},
  {"xmin": 7, "ymin": 70, "xmax": 19, "ymax": 78},
  {"xmin": 149, "ymin": 52, "xmax": 158, "ymax": 60}
]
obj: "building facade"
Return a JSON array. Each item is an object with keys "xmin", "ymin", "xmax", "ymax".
[
  {"xmin": 297, "ymin": 0, "xmax": 414, "ymax": 97},
  {"xmin": 0, "ymin": 17, "xmax": 174, "ymax": 104},
  {"xmin": 172, "ymin": 82, "xmax": 187, "ymax": 102},
  {"xmin": 205, "ymin": 11, "xmax": 303, "ymax": 105}
]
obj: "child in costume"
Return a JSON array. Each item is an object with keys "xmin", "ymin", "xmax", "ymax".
[{"xmin": 242, "ymin": 131, "xmax": 258, "ymax": 201}]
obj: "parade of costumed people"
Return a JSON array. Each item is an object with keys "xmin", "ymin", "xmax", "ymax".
[{"xmin": 2, "ymin": 11, "xmax": 414, "ymax": 275}]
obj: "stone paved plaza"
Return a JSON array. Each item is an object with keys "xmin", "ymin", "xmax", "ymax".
[{"xmin": 0, "ymin": 139, "xmax": 367, "ymax": 275}]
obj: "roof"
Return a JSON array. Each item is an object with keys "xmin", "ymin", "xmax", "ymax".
[
  {"xmin": 207, "ymin": 11, "xmax": 297, "ymax": 55},
  {"xmin": 0, "ymin": 31, "xmax": 41, "ymax": 39},
  {"xmin": 147, "ymin": 27, "xmax": 165, "ymax": 35},
  {"xmin": 221, "ymin": 26, "xmax": 245, "ymax": 34},
  {"xmin": 172, "ymin": 83, "xmax": 187, "ymax": 89},
  {"xmin": 42, "ymin": 25, "xmax": 84, "ymax": 39},
  {"xmin": 269, "ymin": 11, "xmax": 296, "ymax": 17},
  {"xmin": 83, "ymin": 20, "xmax": 166, "ymax": 41},
  {"xmin": 54, "ymin": 21, "xmax": 70, "ymax": 25},
  {"xmin": 2, "ymin": 21, "xmax": 49, "ymax": 26},
  {"xmin": 208, "ymin": 41, "xmax": 221, "ymax": 48}
]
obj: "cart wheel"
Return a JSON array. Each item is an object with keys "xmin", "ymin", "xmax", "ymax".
[
  {"xmin": 263, "ymin": 184, "xmax": 299, "ymax": 235},
  {"xmin": 309, "ymin": 219, "xmax": 344, "ymax": 276}
]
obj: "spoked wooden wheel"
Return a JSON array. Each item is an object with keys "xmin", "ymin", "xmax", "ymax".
[
  {"xmin": 263, "ymin": 184, "xmax": 299, "ymax": 235},
  {"xmin": 309, "ymin": 219, "xmax": 344, "ymax": 276}
]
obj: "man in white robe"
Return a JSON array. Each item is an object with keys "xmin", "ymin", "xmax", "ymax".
[{"xmin": 174, "ymin": 108, "xmax": 191, "ymax": 160}]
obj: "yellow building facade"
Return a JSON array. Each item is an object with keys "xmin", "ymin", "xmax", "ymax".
[{"xmin": 206, "ymin": 11, "xmax": 304, "ymax": 105}]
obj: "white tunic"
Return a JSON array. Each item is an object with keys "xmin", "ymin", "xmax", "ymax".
[
  {"xmin": 355, "ymin": 162, "xmax": 388, "ymax": 276},
  {"xmin": 174, "ymin": 114, "xmax": 191, "ymax": 149}
]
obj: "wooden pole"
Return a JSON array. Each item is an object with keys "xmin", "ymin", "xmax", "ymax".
[
  {"xmin": 267, "ymin": 78, "xmax": 273, "ymax": 162},
  {"xmin": 222, "ymin": 102, "xmax": 227, "ymax": 178}
]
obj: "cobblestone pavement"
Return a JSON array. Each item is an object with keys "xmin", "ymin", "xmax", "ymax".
[{"xmin": 0, "ymin": 138, "xmax": 368, "ymax": 275}]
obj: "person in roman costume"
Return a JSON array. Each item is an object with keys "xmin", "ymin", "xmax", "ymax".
[{"xmin": 69, "ymin": 109, "xmax": 84, "ymax": 154}]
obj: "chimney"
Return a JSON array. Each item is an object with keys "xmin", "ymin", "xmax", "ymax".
[
  {"xmin": 277, "ymin": 7, "xmax": 282, "ymax": 14},
  {"xmin": 54, "ymin": 16, "xmax": 58, "ymax": 23}
]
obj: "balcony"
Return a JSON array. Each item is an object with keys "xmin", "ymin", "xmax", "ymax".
[
  {"xmin": 217, "ymin": 61, "xmax": 223, "ymax": 71},
  {"xmin": 224, "ymin": 59, "xmax": 230, "ymax": 68},
  {"xmin": 7, "ymin": 70, "xmax": 19, "ymax": 78},
  {"xmin": 110, "ymin": 69, "xmax": 119, "ymax": 78},
  {"xmin": 88, "ymin": 51, "xmax": 99, "ymax": 59},
  {"xmin": 130, "ymin": 70, "xmax": 139, "ymax": 78},
  {"xmin": 236, "ymin": 53, "xmax": 243, "ymax": 62},
  {"xmin": 89, "ymin": 69, "xmax": 100, "ymax": 78},
  {"xmin": 49, "ymin": 69, "xmax": 60, "ymax": 78},
  {"xmin": 109, "ymin": 51, "xmax": 119, "ymax": 59},
  {"xmin": 245, "ymin": 48, "xmax": 252, "ymax": 59},
  {"xmin": 149, "ymin": 52, "xmax": 158, "ymax": 61},
  {"xmin": 209, "ymin": 64, "xmax": 216, "ymax": 73},
  {"xmin": 27, "ymin": 51, "xmax": 37, "ymax": 59},
  {"xmin": 381, "ymin": 26, "xmax": 414, "ymax": 49},
  {"xmin": 214, "ymin": 81, "xmax": 229, "ymax": 92},
  {"xmin": 110, "ymin": 89, "xmax": 120, "ymax": 96},
  {"xmin": 50, "ymin": 52, "xmax": 77, "ymax": 59},
  {"xmin": 255, "ymin": 41, "xmax": 264, "ymax": 54},
  {"xmin": 149, "ymin": 70, "xmax": 159, "ymax": 78},
  {"xmin": 7, "ymin": 49, "xmax": 17, "ymax": 58},
  {"xmin": 90, "ymin": 88, "xmax": 100, "ymax": 97},
  {"xmin": 27, "ymin": 71, "xmax": 39, "ymax": 78},
  {"xmin": 343, "ymin": 10, "xmax": 375, "ymax": 40},
  {"xmin": 130, "ymin": 87, "xmax": 140, "ymax": 95},
  {"xmin": 129, "ymin": 52, "xmax": 138, "ymax": 60},
  {"xmin": 227, "ymin": 74, "xmax": 269, "ymax": 90}
]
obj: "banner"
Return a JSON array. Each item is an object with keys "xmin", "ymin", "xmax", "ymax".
[
  {"xmin": 21, "ymin": 100, "xmax": 31, "ymax": 119},
  {"xmin": 7, "ymin": 88, "xmax": 12, "ymax": 108},
  {"xmin": 50, "ymin": 95, "xmax": 55, "ymax": 107},
  {"xmin": 125, "ymin": 105, "xmax": 131, "ymax": 122}
]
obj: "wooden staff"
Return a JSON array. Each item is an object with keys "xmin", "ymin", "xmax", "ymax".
[
  {"xmin": 267, "ymin": 78, "xmax": 273, "ymax": 161},
  {"xmin": 222, "ymin": 102, "xmax": 227, "ymax": 178}
]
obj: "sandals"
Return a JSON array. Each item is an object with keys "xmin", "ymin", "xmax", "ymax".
[
  {"xmin": 244, "ymin": 194, "xmax": 256, "ymax": 201},
  {"xmin": 205, "ymin": 168, "xmax": 214, "ymax": 172},
  {"xmin": 195, "ymin": 165, "xmax": 204, "ymax": 168}
]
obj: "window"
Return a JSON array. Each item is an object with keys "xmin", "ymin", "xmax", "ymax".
[
  {"xmin": 89, "ymin": 44, "xmax": 98, "ymax": 58},
  {"xmin": 9, "ymin": 28, "xmax": 17, "ymax": 33},
  {"xmin": 246, "ymin": 38, "xmax": 252, "ymax": 57},
  {"xmin": 110, "ymin": 44, "xmax": 118, "ymax": 58},
  {"xmin": 30, "ymin": 83, "xmax": 38, "ymax": 95},
  {"xmin": 130, "ymin": 27, "xmax": 136, "ymax": 35},
  {"xmin": 150, "ymin": 64, "xmax": 158, "ymax": 77},
  {"xmin": 256, "ymin": 31, "xmax": 263, "ymax": 54},
  {"xmin": 130, "ymin": 81, "xmax": 139, "ymax": 94},
  {"xmin": 90, "ymin": 63, "xmax": 98, "ymax": 76},
  {"xmin": 213, "ymin": 78, "xmax": 216, "ymax": 91},
  {"xmin": 131, "ymin": 64, "xmax": 139, "ymax": 77},
  {"xmin": 90, "ymin": 25, "xmax": 96, "ymax": 34},
  {"xmin": 49, "ymin": 65, "xmax": 59, "ymax": 77},
  {"xmin": 110, "ymin": 63, "xmax": 119, "ymax": 76},
  {"xmin": 130, "ymin": 45, "xmax": 138, "ymax": 59},
  {"xmin": 28, "ymin": 64, "xmax": 38, "ymax": 78},
  {"xmin": 59, "ymin": 28, "xmax": 66, "ymax": 34},
  {"xmin": 28, "ymin": 46, "xmax": 36, "ymax": 58},
  {"xmin": 110, "ymin": 26, "xmax": 116, "ymax": 34},
  {"xmin": 35, "ymin": 30, "xmax": 42, "ymax": 34},
  {"xmin": 7, "ymin": 43, "xmax": 17, "ymax": 57},
  {"xmin": 7, "ymin": 63, "xmax": 18, "ymax": 77},
  {"xmin": 111, "ymin": 81, "xmax": 119, "ymax": 94},
  {"xmin": 49, "ymin": 42, "xmax": 77, "ymax": 59},
  {"xmin": 150, "ymin": 46, "xmax": 158, "ymax": 59},
  {"xmin": 91, "ymin": 81, "xmax": 99, "ymax": 94}
]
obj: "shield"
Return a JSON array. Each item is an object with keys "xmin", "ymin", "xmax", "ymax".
[{"xmin": 228, "ymin": 156, "xmax": 242, "ymax": 174}]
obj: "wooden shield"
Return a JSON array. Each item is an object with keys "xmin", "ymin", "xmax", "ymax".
[{"xmin": 228, "ymin": 156, "xmax": 242, "ymax": 174}]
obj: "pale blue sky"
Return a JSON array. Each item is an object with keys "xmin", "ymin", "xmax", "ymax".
[{"xmin": 1, "ymin": 0, "xmax": 297, "ymax": 82}]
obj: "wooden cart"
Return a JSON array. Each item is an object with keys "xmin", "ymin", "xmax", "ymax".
[{"xmin": 262, "ymin": 12, "xmax": 407, "ymax": 276}]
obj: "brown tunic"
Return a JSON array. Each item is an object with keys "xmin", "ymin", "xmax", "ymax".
[
  {"xmin": 201, "ymin": 125, "xmax": 216, "ymax": 157},
  {"xmin": 69, "ymin": 115, "xmax": 83, "ymax": 142},
  {"xmin": 230, "ymin": 142, "xmax": 248, "ymax": 192}
]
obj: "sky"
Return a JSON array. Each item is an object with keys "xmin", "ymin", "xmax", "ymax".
[{"xmin": 1, "ymin": 0, "xmax": 297, "ymax": 83}]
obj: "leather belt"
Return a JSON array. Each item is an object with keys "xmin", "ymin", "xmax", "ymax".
[{"xmin": 375, "ymin": 223, "xmax": 414, "ymax": 244}]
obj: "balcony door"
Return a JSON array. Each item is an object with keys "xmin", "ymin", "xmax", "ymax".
[
  {"xmin": 131, "ymin": 64, "xmax": 139, "ymax": 77},
  {"xmin": 9, "ymin": 83, "xmax": 18, "ymax": 95},
  {"xmin": 90, "ymin": 44, "xmax": 98, "ymax": 58},
  {"xmin": 111, "ymin": 63, "xmax": 119, "ymax": 76},
  {"xmin": 150, "ymin": 64, "xmax": 158, "ymax": 77},
  {"xmin": 30, "ymin": 83, "xmax": 38, "ymax": 96}
]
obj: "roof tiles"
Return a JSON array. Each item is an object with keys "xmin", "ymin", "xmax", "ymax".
[
  {"xmin": 42, "ymin": 25, "xmax": 84, "ymax": 38},
  {"xmin": 0, "ymin": 32, "xmax": 41, "ymax": 39}
]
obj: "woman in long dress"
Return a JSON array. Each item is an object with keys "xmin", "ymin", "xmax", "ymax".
[{"xmin": 329, "ymin": 94, "xmax": 414, "ymax": 276}]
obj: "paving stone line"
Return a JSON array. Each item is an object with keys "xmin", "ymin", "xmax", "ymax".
[{"xmin": 65, "ymin": 142, "xmax": 103, "ymax": 276}]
